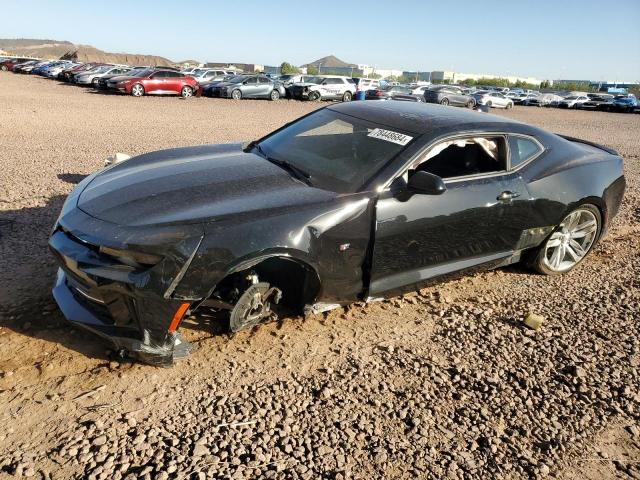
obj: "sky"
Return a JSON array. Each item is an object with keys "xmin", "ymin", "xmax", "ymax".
[{"xmin": 2, "ymin": 0, "xmax": 639, "ymax": 81}]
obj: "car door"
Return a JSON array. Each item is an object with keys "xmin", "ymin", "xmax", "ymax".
[
  {"xmin": 146, "ymin": 71, "xmax": 166, "ymax": 93},
  {"xmin": 257, "ymin": 77, "xmax": 272, "ymax": 97},
  {"xmin": 369, "ymin": 135, "xmax": 532, "ymax": 295},
  {"xmin": 164, "ymin": 71, "xmax": 183, "ymax": 93},
  {"xmin": 241, "ymin": 77, "xmax": 259, "ymax": 97}
]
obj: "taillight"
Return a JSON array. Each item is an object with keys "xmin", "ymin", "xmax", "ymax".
[{"xmin": 375, "ymin": 91, "xmax": 384, "ymax": 97}]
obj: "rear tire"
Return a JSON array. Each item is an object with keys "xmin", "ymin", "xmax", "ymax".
[
  {"xmin": 486, "ymin": 101, "xmax": 493, "ymax": 108},
  {"xmin": 92, "ymin": 78, "xmax": 99, "ymax": 87},
  {"xmin": 131, "ymin": 84, "xmax": 144, "ymax": 97},
  {"xmin": 181, "ymin": 86, "xmax": 193, "ymax": 98},
  {"xmin": 529, "ymin": 204, "xmax": 601, "ymax": 275},
  {"xmin": 506, "ymin": 102, "xmax": 513, "ymax": 109},
  {"xmin": 342, "ymin": 91, "xmax": 352, "ymax": 102},
  {"xmin": 440, "ymin": 98, "xmax": 449, "ymax": 106},
  {"xmin": 269, "ymin": 89, "xmax": 280, "ymax": 101},
  {"xmin": 231, "ymin": 89, "xmax": 242, "ymax": 100}
]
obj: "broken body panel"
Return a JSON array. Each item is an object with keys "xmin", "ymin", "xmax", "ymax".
[{"xmin": 49, "ymin": 102, "xmax": 625, "ymax": 364}]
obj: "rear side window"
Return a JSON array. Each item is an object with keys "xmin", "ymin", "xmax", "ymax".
[
  {"xmin": 509, "ymin": 136, "xmax": 542, "ymax": 168},
  {"xmin": 258, "ymin": 77, "xmax": 270, "ymax": 83},
  {"xmin": 412, "ymin": 136, "xmax": 507, "ymax": 180}
]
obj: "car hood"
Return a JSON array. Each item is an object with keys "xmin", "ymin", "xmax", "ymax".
[{"xmin": 77, "ymin": 143, "xmax": 337, "ymax": 227}]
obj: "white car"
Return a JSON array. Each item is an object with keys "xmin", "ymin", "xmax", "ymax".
[
  {"xmin": 410, "ymin": 85, "xmax": 432, "ymax": 96},
  {"xmin": 354, "ymin": 78, "xmax": 380, "ymax": 92},
  {"xmin": 46, "ymin": 62, "xmax": 78, "ymax": 78},
  {"xmin": 558, "ymin": 95, "xmax": 590, "ymax": 109},
  {"xmin": 191, "ymin": 69, "xmax": 235, "ymax": 84},
  {"xmin": 472, "ymin": 91, "xmax": 514, "ymax": 109},
  {"xmin": 290, "ymin": 75, "xmax": 357, "ymax": 102}
]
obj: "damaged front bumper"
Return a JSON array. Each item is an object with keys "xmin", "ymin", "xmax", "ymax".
[
  {"xmin": 52, "ymin": 268, "xmax": 192, "ymax": 365},
  {"xmin": 48, "ymin": 208, "xmax": 204, "ymax": 366}
]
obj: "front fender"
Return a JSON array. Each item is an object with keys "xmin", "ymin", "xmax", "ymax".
[{"xmin": 171, "ymin": 194, "xmax": 375, "ymax": 303}]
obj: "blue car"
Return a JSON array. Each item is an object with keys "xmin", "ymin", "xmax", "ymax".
[
  {"xmin": 610, "ymin": 95, "xmax": 638, "ymax": 113},
  {"xmin": 31, "ymin": 61, "xmax": 58, "ymax": 75}
]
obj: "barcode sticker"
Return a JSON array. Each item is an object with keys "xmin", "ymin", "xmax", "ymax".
[{"xmin": 367, "ymin": 128, "xmax": 413, "ymax": 146}]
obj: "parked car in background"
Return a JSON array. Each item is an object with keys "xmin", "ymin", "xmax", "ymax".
[
  {"xmin": 472, "ymin": 91, "xmax": 514, "ymax": 109},
  {"xmin": 423, "ymin": 85, "xmax": 475, "ymax": 108},
  {"xmin": 46, "ymin": 62, "xmax": 78, "ymax": 78},
  {"xmin": 410, "ymin": 85, "xmax": 432, "ymax": 96},
  {"xmin": 578, "ymin": 95, "xmax": 614, "ymax": 111},
  {"xmin": 11, "ymin": 60, "xmax": 40, "ymax": 73},
  {"xmin": 201, "ymin": 74, "xmax": 285, "ymax": 100},
  {"xmin": 528, "ymin": 93, "xmax": 564, "ymax": 107},
  {"xmin": 60, "ymin": 63, "xmax": 103, "ymax": 81},
  {"xmin": 98, "ymin": 67, "xmax": 148, "ymax": 90},
  {"xmin": 1, "ymin": 57, "xmax": 34, "ymax": 71},
  {"xmin": 365, "ymin": 85, "xmax": 422, "ymax": 102},
  {"xmin": 110, "ymin": 69, "xmax": 198, "ymax": 97},
  {"xmin": 516, "ymin": 93, "xmax": 540, "ymax": 105},
  {"xmin": 609, "ymin": 95, "xmax": 638, "ymax": 113},
  {"xmin": 19, "ymin": 61, "xmax": 50, "ymax": 74},
  {"xmin": 75, "ymin": 65, "xmax": 132, "ymax": 86},
  {"xmin": 31, "ymin": 61, "xmax": 57, "ymax": 75},
  {"xmin": 192, "ymin": 69, "xmax": 232, "ymax": 84},
  {"xmin": 558, "ymin": 95, "xmax": 590, "ymax": 109},
  {"xmin": 353, "ymin": 78, "xmax": 380, "ymax": 92},
  {"xmin": 290, "ymin": 76, "xmax": 356, "ymax": 102}
]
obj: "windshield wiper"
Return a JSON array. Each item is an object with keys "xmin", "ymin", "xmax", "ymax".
[{"xmin": 254, "ymin": 144, "xmax": 312, "ymax": 185}]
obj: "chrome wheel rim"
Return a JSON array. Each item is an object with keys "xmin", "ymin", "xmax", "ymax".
[
  {"xmin": 132, "ymin": 85, "xmax": 143, "ymax": 96},
  {"xmin": 270, "ymin": 90, "xmax": 278, "ymax": 100},
  {"xmin": 182, "ymin": 87, "xmax": 192, "ymax": 97},
  {"xmin": 232, "ymin": 90, "xmax": 241, "ymax": 100},
  {"xmin": 543, "ymin": 209, "xmax": 598, "ymax": 272}
]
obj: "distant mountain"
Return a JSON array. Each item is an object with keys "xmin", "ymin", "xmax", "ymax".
[
  {"xmin": 0, "ymin": 38, "xmax": 188, "ymax": 67},
  {"xmin": 303, "ymin": 55, "xmax": 357, "ymax": 69}
]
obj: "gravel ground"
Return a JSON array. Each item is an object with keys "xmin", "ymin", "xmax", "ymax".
[{"xmin": 0, "ymin": 73, "xmax": 639, "ymax": 479}]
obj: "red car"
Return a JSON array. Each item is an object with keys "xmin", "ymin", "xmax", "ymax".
[
  {"xmin": 112, "ymin": 69, "xmax": 197, "ymax": 97},
  {"xmin": 0, "ymin": 58, "xmax": 34, "ymax": 71}
]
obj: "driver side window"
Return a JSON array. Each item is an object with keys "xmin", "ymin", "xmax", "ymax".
[{"xmin": 408, "ymin": 136, "xmax": 507, "ymax": 181}]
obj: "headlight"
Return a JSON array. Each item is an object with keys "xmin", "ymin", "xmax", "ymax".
[{"xmin": 98, "ymin": 246, "xmax": 162, "ymax": 267}]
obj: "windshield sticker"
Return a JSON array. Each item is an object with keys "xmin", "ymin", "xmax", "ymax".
[{"xmin": 367, "ymin": 128, "xmax": 413, "ymax": 146}]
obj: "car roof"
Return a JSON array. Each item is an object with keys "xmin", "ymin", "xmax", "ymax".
[{"xmin": 327, "ymin": 101, "xmax": 522, "ymax": 135}]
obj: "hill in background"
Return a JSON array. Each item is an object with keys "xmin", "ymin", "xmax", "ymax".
[{"xmin": 0, "ymin": 38, "xmax": 182, "ymax": 67}]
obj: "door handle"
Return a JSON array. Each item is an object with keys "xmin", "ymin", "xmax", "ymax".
[{"xmin": 497, "ymin": 191, "xmax": 520, "ymax": 201}]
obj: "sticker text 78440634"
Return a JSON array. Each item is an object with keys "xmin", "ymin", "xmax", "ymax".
[{"xmin": 367, "ymin": 128, "xmax": 413, "ymax": 146}]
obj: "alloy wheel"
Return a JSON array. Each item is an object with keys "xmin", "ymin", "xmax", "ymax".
[
  {"xmin": 182, "ymin": 86, "xmax": 193, "ymax": 98},
  {"xmin": 132, "ymin": 84, "xmax": 144, "ymax": 97},
  {"xmin": 542, "ymin": 208, "xmax": 598, "ymax": 272}
]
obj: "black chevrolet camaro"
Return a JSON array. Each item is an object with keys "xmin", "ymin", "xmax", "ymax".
[{"xmin": 49, "ymin": 102, "xmax": 625, "ymax": 364}]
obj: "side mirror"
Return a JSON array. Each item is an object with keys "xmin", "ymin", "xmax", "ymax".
[{"xmin": 407, "ymin": 171, "xmax": 446, "ymax": 195}]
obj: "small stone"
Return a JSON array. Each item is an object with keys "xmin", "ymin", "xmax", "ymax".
[
  {"xmin": 539, "ymin": 463, "xmax": 550, "ymax": 476},
  {"xmin": 92, "ymin": 435, "xmax": 108, "ymax": 446},
  {"xmin": 523, "ymin": 313, "xmax": 544, "ymax": 330}
]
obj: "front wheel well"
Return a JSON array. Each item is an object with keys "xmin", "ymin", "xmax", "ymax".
[{"xmin": 209, "ymin": 257, "xmax": 321, "ymax": 313}]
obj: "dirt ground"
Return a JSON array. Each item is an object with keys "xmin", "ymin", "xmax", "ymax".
[{"xmin": 0, "ymin": 73, "xmax": 638, "ymax": 479}]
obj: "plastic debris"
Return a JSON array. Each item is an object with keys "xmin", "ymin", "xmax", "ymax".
[{"xmin": 523, "ymin": 312, "xmax": 544, "ymax": 330}]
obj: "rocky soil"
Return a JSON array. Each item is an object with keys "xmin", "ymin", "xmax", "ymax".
[{"xmin": 0, "ymin": 73, "xmax": 638, "ymax": 479}]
